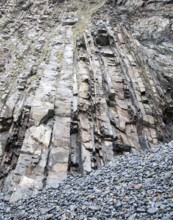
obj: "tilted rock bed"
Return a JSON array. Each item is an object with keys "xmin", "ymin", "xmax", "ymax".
[
  {"xmin": 1, "ymin": 0, "xmax": 173, "ymax": 199},
  {"xmin": 1, "ymin": 142, "xmax": 173, "ymax": 220}
]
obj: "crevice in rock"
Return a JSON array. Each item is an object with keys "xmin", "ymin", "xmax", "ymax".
[
  {"xmin": 43, "ymin": 125, "xmax": 54, "ymax": 188},
  {"xmin": 0, "ymin": 106, "xmax": 31, "ymax": 190}
]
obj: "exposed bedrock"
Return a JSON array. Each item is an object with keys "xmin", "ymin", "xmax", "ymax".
[{"xmin": 0, "ymin": 0, "xmax": 173, "ymax": 201}]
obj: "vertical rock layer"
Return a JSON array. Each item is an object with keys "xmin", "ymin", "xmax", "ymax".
[{"xmin": 0, "ymin": 0, "xmax": 173, "ymax": 201}]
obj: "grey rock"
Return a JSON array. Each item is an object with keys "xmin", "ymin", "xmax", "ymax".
[{"xmin": 147, "ymin": 207, "xmax": 158, "ymax": 214}]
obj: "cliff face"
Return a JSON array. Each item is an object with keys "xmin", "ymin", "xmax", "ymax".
[{"xmin": 0, "ymin": 0, "xmax": 173, "ymax": 201}]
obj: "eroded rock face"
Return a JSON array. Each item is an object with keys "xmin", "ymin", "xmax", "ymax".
[{"xmin": 0, "ymin": 0, "xmax": 173, "ymax": 201}]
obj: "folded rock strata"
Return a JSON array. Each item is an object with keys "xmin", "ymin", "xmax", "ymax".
[{"xmin": 0, "ymin": 0, "xmax": 173, "ymax": 201}]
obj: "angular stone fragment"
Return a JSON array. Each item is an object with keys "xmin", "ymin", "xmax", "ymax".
[
  {"xmin": 21, "ymin": 125, "xmax": 52, "ymax": 154},
  {"xmin": 81, "ymin": 145, "xmax": 92, "ymax": 173},
  {"xmin": 52, "ymin": 117, "xmax": 70, "ymax": 149},
  {"xmin": 10, "ymin": 176, "xmax": 42, "ymax": 202},
  {"xmin": 30, "ymin": 102, "xmax": 54, "ymax": 125}
]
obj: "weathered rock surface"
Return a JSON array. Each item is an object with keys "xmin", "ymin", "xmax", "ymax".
[{"xmin": 0, "ymin": 0, "xmax": 173, "ymax": 201}]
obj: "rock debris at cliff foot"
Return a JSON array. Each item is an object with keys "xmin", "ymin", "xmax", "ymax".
[
  {"xmin": 0, "ymin": 0, "xmax": 173, "ymax": 202},
  {"xmin": 1, "ymin": 142, "xmax": 173, "ymax": 219}
]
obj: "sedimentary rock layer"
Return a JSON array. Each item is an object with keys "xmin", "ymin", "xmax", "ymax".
[{"xmin": 0, "ymin": 0, "xmax": 173, "ymax": 201}]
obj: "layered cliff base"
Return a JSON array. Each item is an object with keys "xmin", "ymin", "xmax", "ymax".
[
  {"xmin": 2, "ymin": 142, "xmax": 173, "ymax": 219},
  {"xmin": 0, "ymin": 0, "xmax": 173, "ymax": 201}
]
